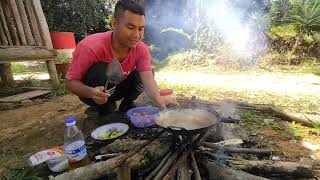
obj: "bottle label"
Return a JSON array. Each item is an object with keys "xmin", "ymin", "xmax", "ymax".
[{"xmin": 65, "ymin": 140, "xmax": 87, "ymax": 162}]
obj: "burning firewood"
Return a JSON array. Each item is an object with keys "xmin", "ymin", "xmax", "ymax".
[
  {"xmin": 145, "ymin": 151, "xmax": 173, "ymax": 180},
  {"xmin": 163, "ymin": 151, "xmax": 190, "ymax": 180},
  {"xmin": 153, "ymin": 145, "xmax": 186, "ymax": 180},
  {"xmin": 177, "ymin": 153, "xmax": 192, "ymax": 180},
  {"xmin": 190, "ymin": 152, "xmax": 201, "ymax": 180}
]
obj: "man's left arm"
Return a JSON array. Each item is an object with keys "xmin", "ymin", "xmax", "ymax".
[{"xmin": 139, "ymin": 71, "xmax": 166, "ymax": 109}]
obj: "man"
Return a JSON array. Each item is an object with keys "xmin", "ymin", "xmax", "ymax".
[{"xmin": 66, "ymin": 0, "xmax": 166, "ymax": 115}]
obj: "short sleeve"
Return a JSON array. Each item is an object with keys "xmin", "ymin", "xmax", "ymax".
[
  {"xmin": 66, "ymin": 44, "xmax": 99, "ymax": 81},
  {"xmin": 136, "ymin": 43, "xmax": 152, "ymax": 72}
]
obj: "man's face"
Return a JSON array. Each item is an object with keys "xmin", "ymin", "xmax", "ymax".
[{"xmin": 112, "ymin": 10, "xmax": 145, "ymax": 48}]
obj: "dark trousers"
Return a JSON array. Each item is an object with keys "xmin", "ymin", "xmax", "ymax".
[{"xmin": 80, "ymin": 62, "xmax": 144, "ymax": 114}]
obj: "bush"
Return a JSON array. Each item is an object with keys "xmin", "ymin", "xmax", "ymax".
[{"xmin": 41, "ymin": 0, "xmax": 113, "ymax": 42}]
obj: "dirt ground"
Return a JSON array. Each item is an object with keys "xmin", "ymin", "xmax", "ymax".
[{"xmin": 0, "ymin": 93, "xmax": 319, "ymax": 178}]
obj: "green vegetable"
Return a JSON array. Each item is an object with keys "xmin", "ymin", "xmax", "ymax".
[{"xmin": 98, "ymin": 129, "xmax": 123, "ymax": 140}]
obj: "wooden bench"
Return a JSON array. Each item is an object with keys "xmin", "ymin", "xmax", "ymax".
[{"xmin": 0, "ymin": 0, "xmax": 59, "ymax": 86}]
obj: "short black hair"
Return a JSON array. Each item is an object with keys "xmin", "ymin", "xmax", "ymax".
[{"xmin": 114, "ymin": 0, "xmax": 145, "ymax": 19}]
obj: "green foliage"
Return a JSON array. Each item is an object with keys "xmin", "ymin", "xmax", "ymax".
[
  {"xmin": 41, "ymin": 0, "xmax": 113, "ymax": 41},
  {"xmin": 160, "ymin": 28, "xmax": 192, "ymax": 41},
  {"xmin": 1, "ymin": 168, "xmax": 42, "ymax": 180},
  {"xmin": 11, "ymin": 63, "xmax": 47, "ymax": 75},
  {"xmin": 51, "ymin": 83, "xmax": 69, "ymax": 97},
  {"xmin": 54, "ymin": 54, "xmax": 72, "ymax": 64},
  {"xmin": 285, "ymin": 0, "xmax": 320, "ymax": 33}
]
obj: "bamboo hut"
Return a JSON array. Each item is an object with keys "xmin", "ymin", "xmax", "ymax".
[{"xmin": 0, "ymin": 0, "xmax": 59, "ymax": 86}]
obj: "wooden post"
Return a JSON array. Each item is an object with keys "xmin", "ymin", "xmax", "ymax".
[
  {"xmin": 0, "ymin": 63, "xmax": 15, "ymax": 86},
  {"xmin": 0, "ymin": 2, "xmax": 13, "ymax": 45},
  {"xmin": 8, "ymin": 0, "xmax": 27, "ymax": 45},
  {"xmin": 46, "ymin": 60, "xmax": 59, "ymax": 85},
  {"xmin": 0, "ymin": 20, "xmax": 8, "ymax": 45},
  {"xmin": 25, "ymin": 0, "xmax": 42, "ymax": 46},
  {"xmin": 1, "ymin": 0, "xmax": 19, "ymax": 45},
  {"xmin": 16, "ymin": 0, "xmax": 35, "ymax": 45},
  {"xmin": 31, "ymin": 0, "xmax": 59, "ymax": 85}
]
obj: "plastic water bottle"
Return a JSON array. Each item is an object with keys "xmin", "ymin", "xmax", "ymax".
[{"xmin": 64, "ymin": 117, "xmax": 90, "ymax": 170}]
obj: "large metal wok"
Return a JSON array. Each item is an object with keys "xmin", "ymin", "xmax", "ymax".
[{"xmin": 154, "ymin": 107, "xmax": 222, "ymax": 136}]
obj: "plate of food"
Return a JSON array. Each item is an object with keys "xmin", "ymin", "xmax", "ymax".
[{"xmin": 91, "ymin": 123, "xmax": 129, "ymax": 140}]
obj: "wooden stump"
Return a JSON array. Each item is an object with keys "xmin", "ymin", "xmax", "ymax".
[{"xmin": 0, "ymin": 63, "xmax": 14, "ymax": 86}]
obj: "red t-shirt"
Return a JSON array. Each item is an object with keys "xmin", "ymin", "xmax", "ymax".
[{"xmin": 66, "ymin": 31, "xmax": 152, "ymax": 81}]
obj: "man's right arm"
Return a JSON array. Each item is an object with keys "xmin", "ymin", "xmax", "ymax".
[
  {"xmin": 66, "ymin": 80, "xmax": 110, "ymax": 105},
  {"xmin": 66, "ymin": 80, "xmax": 94, "ymax": 98}
]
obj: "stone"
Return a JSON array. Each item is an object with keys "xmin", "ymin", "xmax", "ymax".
[{"xmin": 21, "ymin": 99, "xmax": 33, "ymax": 107}]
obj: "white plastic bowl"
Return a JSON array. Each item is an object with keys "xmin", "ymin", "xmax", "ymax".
[{"xmin": 91, "ymin": 123, "xmax": 129, "ymax": 140}]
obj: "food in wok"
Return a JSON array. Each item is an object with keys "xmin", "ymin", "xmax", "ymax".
[{"xmin": 155, "ymin": 109, "xmax": 219, "ymax": 130}]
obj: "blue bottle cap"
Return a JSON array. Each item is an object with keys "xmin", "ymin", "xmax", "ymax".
[{"xmin": 65, "ymin": 117, "xmax": 76, "ymax": 126}]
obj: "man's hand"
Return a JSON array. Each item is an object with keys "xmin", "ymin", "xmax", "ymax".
[
  {"xmin": 91, "ymin": 86, "xmax": 110, "ymax": 105},
  {"xmin": 164, "ymin": 98, "xmax": 179, "ymax": 108}
]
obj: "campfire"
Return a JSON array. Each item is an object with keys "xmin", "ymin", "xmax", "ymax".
[{"xmin": 51, "ymin": 100, "xmax": 316, "ymax": 180}]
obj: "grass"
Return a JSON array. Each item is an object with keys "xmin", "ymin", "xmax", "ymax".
[
  {"xmin": 158, "ymin": 82, "xmax": 320, "ymax": 113},
  {"xmin": 0, "ymin": 168, "xmax": 42, "ymax": 180},
  {"xmin": 11, "ymin": 63, "xmax": 47, "ymax": 75},
  {"xmin": 50, "ymin": 83, "xmax": 69, "ymax": 97}
]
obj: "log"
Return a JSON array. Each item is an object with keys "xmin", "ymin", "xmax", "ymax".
[
  {"xmin": 190, "ymin": 152, "xmax": 201, "ymax": 180},
  {"xmin": 237, "ymin": 103, "xmax": 320, "ymax": 127},
  {"xmin": 0, "ymin": 17, "xmax": 8, "ymax": 45},
  {"xmin": 153, "ymin": 145, "xmax": 186, "ymax": 180},
  {"xmin": 201, "ymin": 150, "xmax": 239, "ymax": 162},
  {"xmin": 201, "ymin": 158, "xmax": 269, "ymax": 180},
  {"xmin": 51, "ymin": 155, "xmax": 122, "ymax": 180},
  {"xmin": 145, "ymin": 151, "xmax": 173, "ymax": 180},
  {"xmin": 15, "ymin": 0, "xmax": 35, "ymax": 45},
  {"xmin": 46, "ymin": 60, "xmax": 60, "ymax": 85},
  {"xmin": 2, "ymin": 0, "xmax": 20, "ymax": 45},
  {"xmin": 177, "ymin": 153, "xmax": 192, "ymax": 180},
  {"xmin": 0, "ymin": 46, "xmax": 57, "ymax": 62},
  {"xmin": 126, "ymin": 139, "xmax": 172, "ymax": 170},
  {"xmin": 110, "ymin": 130, "xmax": 164, "ymax": 170},
  {"xmin": 25, "ymin": 0, "xmax": 42, "ymax": 45},
  {"xmin": 202, "ymin": 142, "xmax": 273, "ymax": 155},
  {"xmin": 116, "ymin": 165, "xmax": 131, "ymax": 180},
  {"xmin": 163, "ymin": 151, "xmax": 189, "ymax": 180},
  {"xmin": 100, "ymin": 139, "xmax": 147, "ymax": 154},
  {"xmin": 30, "ymin": 0, "xmax": 52, "ymax": 48},
  {"xmin": 228, "ymin": 159, "xmax": 314, "ymax": 178},
  {"xmin": 0, "ymin": 3, "xmax": 13, "ymax": 45},
  {"xmin": 0, "ymin": 63, "xmax": 14, "ymax": 86},
  {"xmin": 8, "ymin": 0, "xmax": 27, "ymax": 45}
]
